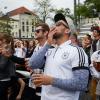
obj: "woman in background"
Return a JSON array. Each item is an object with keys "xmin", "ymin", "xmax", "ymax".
[{"xmin": 26, "ymin": 40, "xmax": 36, "ymax": 58}]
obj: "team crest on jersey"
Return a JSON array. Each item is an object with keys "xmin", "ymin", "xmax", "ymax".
[
  {"xmin": 47, "ymin": 50, "xmax": 52, "ymax": 56},
  {"xmin": 61, "ymin": 52, "xmax": 69, "ymax": 59}
]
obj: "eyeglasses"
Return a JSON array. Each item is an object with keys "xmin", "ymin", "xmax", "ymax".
[
  {"xmin": 56, "ymin": 21, "xmax": 69, "ymax": 29},
  {"xmin": 35, "ymin": 29, "xmax": 45, "ymax": 33}
]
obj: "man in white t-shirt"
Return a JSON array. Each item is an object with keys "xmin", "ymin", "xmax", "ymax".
[{"xmin": 29, "ymin": 13, "xmax": 89, "ymax": 100}]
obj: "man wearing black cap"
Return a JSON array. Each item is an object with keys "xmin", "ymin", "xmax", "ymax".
[
  {"xmin": 29, "ymin": 13, "xmax": 89, "ymax": 100},
  {"xmin": 91, "ymin": 26, "xmax": 100, "ymax": 52}
]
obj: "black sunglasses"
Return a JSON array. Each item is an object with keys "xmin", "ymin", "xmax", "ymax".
[{"xmin": 35, "ymin": 29, "xmax": 45, "ymax": 33}]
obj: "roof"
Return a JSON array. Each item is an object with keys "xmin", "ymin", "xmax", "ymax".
[{"xmin": 7, "ymin": 7, "xmax": 37, "ymax": 17}]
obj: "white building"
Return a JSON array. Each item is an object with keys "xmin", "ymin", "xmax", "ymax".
[{"xmin": 8, "ymin": 7, "xmax": 41, "ymax": 39}]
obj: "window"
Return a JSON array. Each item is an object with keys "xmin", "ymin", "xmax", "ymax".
[
  {"xmin": 32, "ymin": 26, "xmax": 34, "ymax": 32},
  {"xmin": 12, "ymin": 32, "xmax": 14, "ymax": 36},
  {"xmin": 22, "ymin": 26, "xmax": 25, "ymax": 32},
  {"xmin": 16, "ymin": 32, "xmax": 17, "ymax": 34},
  {"xmin": 22, "ymin": 22, "xmax": 24, "ymax": 25},
  {"xmin": 26, "ymin": 26, "xmax": 29, "ymax": 32},
  {"xmin": 26, "ymin": 21, "xmax": 29, "ymax": 25}
]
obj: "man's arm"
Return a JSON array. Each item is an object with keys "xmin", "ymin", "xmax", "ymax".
[
  {"xmin": 9, "ymin": 55, "xmax": 25, "ymax": 65},
  {"xmin": 29, "ymin": 44, "xmax": 51, "ymax": 69},
  {"xmin": 1, "ymin": 48, "xmax": 25, "ymax": 65},
  {"xmin": 32, "ymin": 67, "xmax": 90, "ymax": 91},
  {"xmin": 52, "ymin": 68, "xmax": 89, "ymax": 91}
]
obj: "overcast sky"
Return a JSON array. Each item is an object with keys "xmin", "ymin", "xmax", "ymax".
[{"xmin": 0, "ymin": 0, "xmax": 85, "ymax": 14}]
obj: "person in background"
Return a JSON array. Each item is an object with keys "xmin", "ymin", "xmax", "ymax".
[
  {"xmin": 14, "ymin": 40, "xmax": 26, "ymax": 58},
  {"xmin": 8, "ymin": 76, "xmax": 25, "ymax": 100},
  {"xmin": 23, "ymin": 40, "xmax": 29, "ymax": 57},
  {"xmin": 91, "ymin": 26, "xmax": 100, "ymax": 52},
  {"xmin": 82, "ymin": 34, "xmax": 92, "ymax": 65},
  {"xmin": 90, "ymin": 26, "xmax": 100, "ymax": 100},
  {"xmin": 28, "ymin": 23, "xmax": 50, "ymax": 100},
  {"xmin": 0, "ymin": 33, "xmax": 16, "ymax": 100},
  {"xmin": 91, "ymin": 50, "xmax": 100, "ymax": 100},
  {"xmin": 26, "ymin": 40, "xmax": 36, "ymax": 58},
  {"xmin": 0, "ymin": 36, "xmax": 35, "ymax": 100},
  {"xmin": 69, "ymin": 33, "xmax": 79, "ymax": 46},
  {"xmin": 79, "ymin": 34, "xmax": 93, "ymax": 100}
]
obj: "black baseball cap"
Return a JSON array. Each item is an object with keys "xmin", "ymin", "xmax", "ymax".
[{"xmin": 54, "ymin": 13, "xmax": 69, "ymax": 28}]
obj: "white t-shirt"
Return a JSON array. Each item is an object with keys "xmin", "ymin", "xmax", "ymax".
[
  {"xmin": 41, "ymin": 40, "xmax": 88, "ymax": 100},
  {"xmin": 14, "ymin": 48, "xmax": 26, "ymax": 58}
]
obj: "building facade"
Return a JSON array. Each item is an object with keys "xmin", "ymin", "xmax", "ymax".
[{"xmin": 8, "ymin": 7, "xmax": 41, "ymax": 39}]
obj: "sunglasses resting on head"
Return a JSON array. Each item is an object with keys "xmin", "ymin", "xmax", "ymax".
[{"xmin": 56, "ymin": 20, "xmax": 69, "ymax": 29}]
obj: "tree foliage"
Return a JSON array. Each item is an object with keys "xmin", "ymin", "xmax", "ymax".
[
  {"xmin": 76, "ymin": 0, "xmax": 100, "ymax": 18},
  {"xmin": 51, "ymin": 8, "xmax": 74, "ymax": 20},
  {"xmin": 0, "ymin": 21, "xmax": 12, "ymax": 34},
  {"xmin": 85, "ymin": 0, "xmax": 100, "ymax": 12},
  {"xmin": 33, "ymin": 0, "xmax": 53, "ymax": 22},
  {"xmin": 33, "ymin": 0, "xmax": 73, "ymax": 23},
  {"xmin": 0, "ymin": 17, "xmax": 12, "ymax": 34}
]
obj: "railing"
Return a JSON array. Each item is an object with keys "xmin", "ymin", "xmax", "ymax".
[{"xmin": 80, "ymin": 17, "xmax": 100, "ymax": 25}]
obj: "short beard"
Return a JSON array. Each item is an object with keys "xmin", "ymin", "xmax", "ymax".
[
  {"xmin": 35, "ymin": 36, "xmax": 43, "ymax": 40},
  {"xmin": 53, "ymin": 33, "xmax": 63, "ymax": 40}
]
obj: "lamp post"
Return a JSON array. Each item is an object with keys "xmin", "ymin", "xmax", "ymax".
[
  {"xmin": 78, "ymin": 0, "xmax": 80, "ymax": 29},
  {"xmin": 74, "ymin": 0, "xmax": 77, "ymax": 27},
  {"xmin": 98, "ymin": 12, "xmax": 100, "ymax": 20}
]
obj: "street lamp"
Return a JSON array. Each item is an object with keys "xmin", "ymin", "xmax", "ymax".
[
  {"xmin": 98, "ymin": 12, "xmax": 100, "ymax": 20},
  {"xmin": 74, "ymin": 0, "xmax": 77, "ymax": 27},
  {"xmin": 78, "ymin": 0, "xmax": 80, "ymax": 29}
]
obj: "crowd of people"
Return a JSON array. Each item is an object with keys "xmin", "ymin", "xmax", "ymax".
[{"xmin": 0, "ymin": 13, "xmax": 100, "ymax": 100}]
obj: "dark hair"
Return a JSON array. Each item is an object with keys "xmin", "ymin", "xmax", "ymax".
[
  {"xmin": 86, "ymin": 34, "xmax": 91, "ymax": 39},
  {"xmin": 0, "ymin": 33, "xmax": 13, "ymax": 44},
  {"xmin": 85, "ymin": 34, "xmax": 92, "ymax": 43},
  {"xmin": 0, "ymin": 32, "xmax": 14, "ymax": 53},
  {"xmin": 71, "ymin": 33, "xmax": 77, "ymax": 40},
  {"xmin": 91, "ymin": 26, "xmax": 100, "ymax": 34},
  {"xmin": 23, "ymin": 40, "xmax": 29, "ymax": 48},
  {"xmin": 36, "ymin": 23, "xmax": 50, "ymax": 32}
]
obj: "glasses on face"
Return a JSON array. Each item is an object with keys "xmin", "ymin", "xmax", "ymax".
[
  {"xmin": 35, "ymin": 29, "xmax": 45, "ymax": 33},
  {"xmin": 56, "ymin": 22, "xmax": 69, "ymax": 29}
]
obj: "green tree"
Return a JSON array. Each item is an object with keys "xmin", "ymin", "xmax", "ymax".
[
  {"xmin": 76, "ymin": 4, "xmax": 90, "ymax": 18},
  {"xmin": 51, "ymin": 8, "xmax": 74, "ymax": 20},
  {"xmin": 33, "ymin": 0, "xmax": 53, "ymax": 22},
  {"xmin": 85, "ymin": 0, "xmax": 100, "ymax": 12},
  {"xmin": 53, "ymin": 8, "xmax": 70, "ymax": 16},
  {"xmin": 0, "ymin": 16, "xmax": 12, "ymax": 34},
  {"xmin": 76, "ymin": 0, "xmax": 100, "ymax": 18}
]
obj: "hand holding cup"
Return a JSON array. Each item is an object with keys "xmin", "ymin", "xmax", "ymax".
[{"xmin": 32, "ymin": 70, "xmax": 53, "ymax": 87}]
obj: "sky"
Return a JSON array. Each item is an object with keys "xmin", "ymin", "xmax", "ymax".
[{"xmin": 0, "ymin": 0, "xmax": 85, "ymax": 14}]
